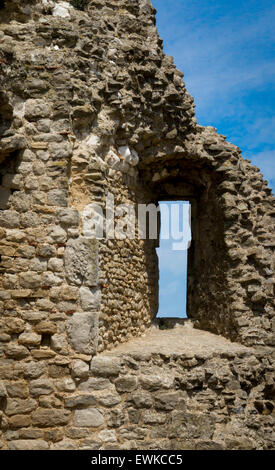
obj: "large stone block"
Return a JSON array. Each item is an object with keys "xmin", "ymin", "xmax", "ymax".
[
  {"xmin": 74, "ymin": 408, "xmax": 104, "ymax": 428},
  {"xmin": 5, "ymin": 398, "xmax": 37, "ymax": 416},
  {"xmin": 24, "ymin": 99, "xmax": 51, "ymax": 121},
  {"xmin": 64, "ymin": 237, "xmax": 98, "ymax": 287},
  {"xmin": 66, "ymin": 312, "xmax": 98, "ymax": 354},
  {"xmin": 90, "ymin": 356, "xmax": 121, "ymax": 377},
  {"xmin": 31, "ymin": 408, "xmax": 71, "ymax": 427}
]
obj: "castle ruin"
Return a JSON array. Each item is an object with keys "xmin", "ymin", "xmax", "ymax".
[{"xmin": 0, "ymin": 0, "xmax": 274, "ymax": 450}]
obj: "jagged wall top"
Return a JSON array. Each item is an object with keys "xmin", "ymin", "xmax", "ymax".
[{"xmin": 0, "ymin": 0, "xmax": 201, "ymax": 164}]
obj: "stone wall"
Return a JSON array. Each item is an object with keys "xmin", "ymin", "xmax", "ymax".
[
  {"xmin": 0, "ymin": 0, "xmax": 273, "ymax": 354},
  {"xmin": 0, "ymin": 333, "xmax": 274, "ymax": 450},
  {"xmin": 0, "ymin": 0, "xmax": 274, "ymax": 451}
]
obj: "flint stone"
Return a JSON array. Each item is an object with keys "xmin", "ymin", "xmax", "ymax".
[
  {"xmin": 0, "ymin": 210, "xmax": 19, "ymax": 228},
  {"xmin": 115, "ymin": 376, "xmax": 137, "ymax": 393},
  {"xmin": 8, "ymin": 439, "xmax": 49, "ymax": 450},
  {"xmin": 65, "ymin": 237, "xmax": 98, "ymax": 286},
  {"xmin": 29, "ymin": 378, "xmax": 54, "ymax": 396},
  {"xmin": 6, "ymin": 381, "xmax": 28, "ymax": 398},
  {"xmin": 74, "ymin": 408, "xmax": 104, "ymax": 428},
  {"xmin": 5, "ymin": 398, "xmax": 37, "ymax": 416},
  {"xmin": 71, "ymin": 359, "xmax": 89, "ymax": 378},
  {"xmin": 32, "ymin": 409, "xmax": 71, "ymax": 427},
  {"xmin": 78, "ymin": 377, "xmax": 112, "ymax": 392},
  {"xmin": 90, "ymin": 356, "xmax": 121, "ymax": 377},
  {"xmin": 51, "ymin": 439, "xmax": 78, "ymax": 450},
  {"xmin": 8, "ymin": 414, "xmax": 31, "ymax": 429},
  {"xmin": 23, "ymin": 361, "xmax": 46, "ymax": 379},
  {"xmin": 53, "ymin": 2, "xmax": 71, "ymax": 18},
  {"xmin": 24, "ymin": 99, "xmax": 51, "ymax": 121},
  {"xmin": 66, "ymin": 312, "xmax": 98, "ymax": 355},
  {"xmin": 5, "ymin": 344, "xmax": 29, "ymax": 359},
  {"xmin": 56, "ymin": 378, "xmax": 76, "ymax": 393},
  {"xmin": 57, "ymin": 208, "xmax": 80, "ymax": 226},
  {"xmin": 64, "ymin": 394, "xmax": 96, "ymax": 408}
]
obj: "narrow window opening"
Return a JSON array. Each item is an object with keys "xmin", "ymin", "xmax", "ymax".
[
  {"xmin": 41, "ymin": 333, "xmax": 52, "ymax": 347},
  {"xmin": 157, "ymin": 201, "xmax": 192, "ymax": 320}
]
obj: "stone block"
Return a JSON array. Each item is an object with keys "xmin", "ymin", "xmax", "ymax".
[
  {"xmin": 8, "ymin": 414, "xmax": 32, "ymax": 429},
  {"xmin": 8, "ymin": 439, "xmax": 49, "ymax": 450},
  {"xmin": 23, "ymin": 361, "xmax": 47, "ymax": 379},
  {"xmin": 5, "ymin": 344, "xmax": 29, "ymax": 359},
  {"xmin": 64, "ymin": 394, "xmax": 96, "ymax": 408},
  {"xmin": 29, "ymin": 378, "xmax": 54, "ymax": 396},
  {"xmin": 47, "ymin": 189, "xmax": 68, "ymax": 207},
  {"xmin": 0, "ymin": 380, "xmax": 7, "ymax": 398},
  {"xmin": 78, "ymin": 377, "xmax": 112, "ymax": 392},
  {"xmin": 64, "ymin": 237, "xmax": 99, "ymax": 287},
  {"xmin": 71, "ymin": 359, "xmax": 89, "ymax": 379},
  {"xmin": 24, "ymin": 99, "xmax": 51, "ymax": 121},
  {"xmin": 0, "ymin": 210, "xmax": 19, "ymax": 228},
  {"xmin": 66, "ymin": 312, "xmax": 98, "ymax": 355},
  {"xmin": 5, "ymin": 398, "xmax": 37, "ymax": 416},
  {"xmin": 115, "ymin": 376, "xmax": 137, "ymax": 393},
  {"xmin": 31, "ymin": 409, "xmax": 71, "ymax": 427},
  {"xmin": 80, "ymin": 286, "xmax": 101, "ymax": 311},
  {"xmin": 74, "ymin": 408, "xmax": 104, "ymax": 428},
  {"xmin": 90, "ymin": 356, "xmax": 121, "ymax": 377},
  {"xmin": 18, "ymin": 332, "xmax": 41, "ymax": 347},
  {"xmin": 56, "ymin": 208, "xmax": 80, "ymax": 226},
  {"xmin": 6, "ymin": 381, "xmax": 28, "ymax": 399}
]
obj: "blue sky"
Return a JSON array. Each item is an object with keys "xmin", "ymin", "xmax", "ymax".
[{"xmin": 154, "ymin": 0, "xmax": 275, "ymax": 317}]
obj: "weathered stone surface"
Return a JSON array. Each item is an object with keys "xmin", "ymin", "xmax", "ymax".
[
  {"xmin": 97, "ymin": 392, "xmax": 121, "ymax": 407},
  {"xmin": 56, "ymin": 378, "xmax": 76, "ymax": 393},
  {"xmin": 5, "ymin": 399, "xmax": 37, "ymax": 416},
  {"xmin": 29, "ymin": 378, "xmax": 54, "ymax": 396},
  {"xmin": 23, "ymin": 361, "xmax": 46, "ymax": 379},
  {"xmin": 66, "ymin": 312, "xmax": 98, "ymax": 355},
  {"xmin": 74, "ymin": 408, "xmax": 104, "ymax": 428},
  {"xmin": 64, "ymin": 394, "xmax": 96, "ymax": 409},
  {"xmin": 50, "ymin": 334, "xmax": 68, "ymax": 354},
  {"xmin": 115, "ymin": 376, "xmax": 138, "ymax": 393},
  {"xmin": 18, "ymin": 332, "xmax": 41, "ymax": 347},
  {"xmin": 78, "ymin": 377, "xmax": 112, "ymax": 392},
  {"xmin": 64, "ymin": 237, "xmax": 98, "ymax": 286},
  {"xmin": 50, "ymin": 439, "xmax": 78, "ymax": 450},
  {"xmin": 71, "ymin": 359, "xmax": 89, "ymax": 379},
  {"xmin": 5, "ymin": 344, "xmax": 29, "ymax": 359},
  {"xmin": 0, "ymin": 0, "xmax": 274, "ymax": 453},
  {"xmin": 90, "ymin": 357, "xmax": 121, "ymax": 377},
  {"xmin": 8, "ymin": 439, "xmax": 49, "ymax": 450},
  {"xmin": 31, "ymin": 409, "xmax": 71, "ymax": 428},
  {"xmin": 8, "ymin": 414, "xmax": 32, "ymax": 429},
  {"xmin": 6, "ymin": 381, "xmax": 28, "ymax": 399},
  {"xmin": 24, "ymin": 99, "xmax": 51, "ymax": 121}
]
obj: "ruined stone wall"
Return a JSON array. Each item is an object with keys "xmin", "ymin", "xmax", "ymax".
[
  {"xmin": 0, "ymin": 0, "xmax": 274, "ymax": 451},
  {"xmin": 0, "ymin": 336, "xmax": 274, "ymax": 450}
]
